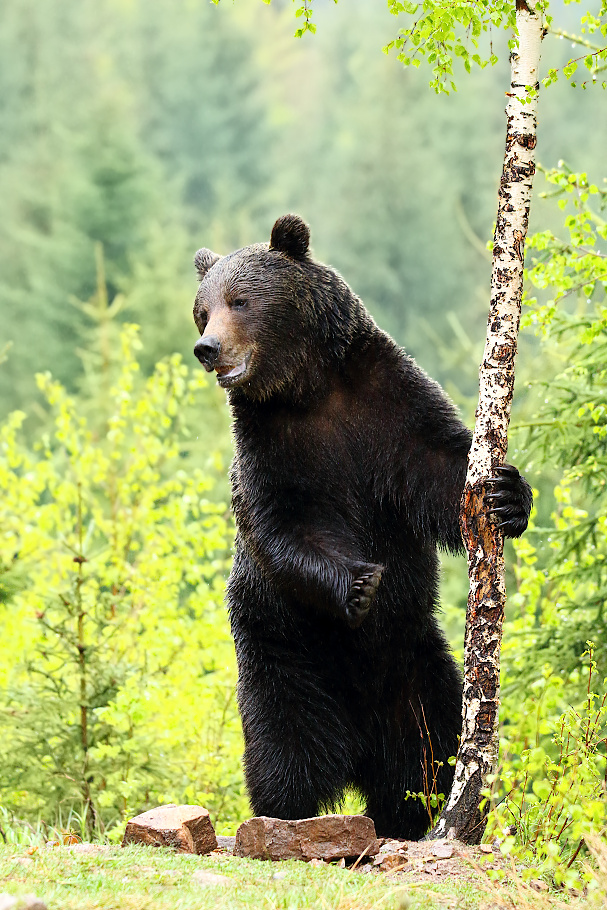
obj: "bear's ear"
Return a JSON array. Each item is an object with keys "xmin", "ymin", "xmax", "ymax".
[
  {"xmin": 270, "ymin": 214, "xmax": 310, "ymax": 260},
  {"xmin": 194, "ymin": 248, "xmax": 221, "ymax": 280}
]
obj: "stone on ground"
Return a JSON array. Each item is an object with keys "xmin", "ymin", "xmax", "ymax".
[
  {"xmin": 192, "ymin": 870, "xmax": 233, "ymax": 887},
  {"xmin": 0, "ymin": 896, "xmax": 48, "ymax": 910},
  {"xmin": 216, "ymin": 835, "xmax": 236, "ymax": 853},
  {"xmin": 234, "ymin": 814, "xmax": 380, "ymax": 862},
  {"xmin": 122, "ymin": 804, "xmax": 217, "ymax": 854}
]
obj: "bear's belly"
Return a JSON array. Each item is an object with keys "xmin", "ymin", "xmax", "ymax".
[{"xmin": 227, "ymin": 540, "xmax": 442, "ymax": 703}]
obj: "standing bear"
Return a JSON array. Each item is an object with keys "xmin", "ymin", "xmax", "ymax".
[{"xmin": 193, "ymin": 214, "xmax": 532, "ymax": 839}]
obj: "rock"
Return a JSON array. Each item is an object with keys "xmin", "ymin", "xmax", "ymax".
[
  {"xmin": 372, "ymin": 840, "xmax": 407, "ymax": 872},
  {"xmin": 373, "ymin": 853, "xmax": 408, "ymax": 873},
  {"xmin": 479, "ymin": 843, "xmax": 494, "ymax": 854},
  {"xmin": 122, "ymin": 804, "xmax": 217, "ymax": 854},
  {"xmin": 0, "ymin": 896, "xmax": 48, "ymax": 910},
  {"xmin": 66, "ymin": 844, "xmax": 110, "ymax": 855},
  {"xmin": 377, "ymin": 840, "xmax": 407, "ymax": 856},
  {"xmin": 192, "ymin": 870, "xmax": 232, "ymax": 887},
  {"xmin": 216, "ymin": 835, "xmax": 236, "ymax": 853},
  {"xmin": 432, "ymin": 843, "xmax": 454, "ymax": 859},
  {"xmin": 234, "ymin": 815, "xmax": 380, "ymax": 862},
  {"xmin": 530, "ymin": 879, "xmax": 549, "ymax": 892}
]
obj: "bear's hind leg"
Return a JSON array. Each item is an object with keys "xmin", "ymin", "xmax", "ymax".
[
  {"xmin": 357, "ymin": 636, "xmax": 462, "ymax": 840},
  {"xmin": 244, "ymin": 736, "xmax": 343, "ymax": 820},
  {"xmin": 360, "ymin": 743, "xmax": 439, "ymax": 841},
  {"xmin": 240, "ymin": 670, "xmax": 356, "ymax": 821},
  {"xmin": 364, "ymin": 791, "xmax": 430, "ymax": 842}
]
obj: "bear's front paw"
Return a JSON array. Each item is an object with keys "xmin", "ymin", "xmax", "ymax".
[
  {"xmin": 345, "ymin": 564, "xmax": 383, "ymax": 629},
  {"xmin": 485, "ymin": 464, "xmax": 533, "ymax": 538}
]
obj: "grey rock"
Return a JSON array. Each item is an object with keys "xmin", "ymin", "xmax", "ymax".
[{"xmin": 216, "ymin": 835, "xmax": 236, "ymax": 853}]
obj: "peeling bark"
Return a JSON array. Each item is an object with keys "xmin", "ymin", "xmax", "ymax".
[{"xmin": 431, "ymin": 0, "xmax": 543, "ymax": 843}]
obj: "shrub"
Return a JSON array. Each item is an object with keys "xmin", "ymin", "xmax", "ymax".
[
  {"xmin": 0, "ymin": 326, "xmax": 245, "ymax": 839},
  {"xmin": 492, "ymin": 646, "xmax": 606, "ymax": 890}
]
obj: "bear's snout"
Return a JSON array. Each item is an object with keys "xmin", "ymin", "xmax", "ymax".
[{"xmin": 194, "ymin": 335, "xmax": 221, "ymax": 372}]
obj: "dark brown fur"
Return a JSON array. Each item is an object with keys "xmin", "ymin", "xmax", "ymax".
[{"xmin": 192, "ymin": 215, "xmax": 532, "ymax": 838}]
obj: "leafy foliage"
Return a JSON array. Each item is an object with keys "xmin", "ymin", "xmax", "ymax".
[
  {"xmin": 486, "ymin": 169, "xmax": 607, "ymax": 883},
  {"xmin": 385, "ymin": 0, "xmax": 514, "ymax": 92},
  {"xmin": 509, "ymin": 165, "xmax": 607, "ymax": 684},
  {"xmin": 544, "ymin": 1, "xmax": 607, "ymax": 90},
  {"xmin": 276, "ymin": 0, "xmax": 607, "ymax": 95},
  {"xmin": 385, "ymin": 0, "xmax": 607, "ymax": 94},
  {"xmin": 493, "ymin": 647, "xmax": 606, "ymax": 890},
  {"xmin": 0, "ymin": 327, "xmax": 244, "ymax": 838}
]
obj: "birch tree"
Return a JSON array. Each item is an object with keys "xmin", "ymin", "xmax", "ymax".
[
  {"xmin": 430, "ymin": 0, "xmax": 544, "ymax": 842},
  {"xmin": 283, "ymin": 0, "xmax": 607, "ymax": 842}
]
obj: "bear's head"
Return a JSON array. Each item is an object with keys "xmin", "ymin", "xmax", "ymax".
[{"xmin": 193, "ymin": 215, "xmax": 367, "ymax": 402}]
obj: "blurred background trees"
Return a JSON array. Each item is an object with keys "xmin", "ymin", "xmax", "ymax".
[
  {"xmin": 0, "ymin": 0, "xmax": 605, "ymax": 871},
  {"xmin": 3, "ymin": 0, "xmax": 604, "ymax": 415}
]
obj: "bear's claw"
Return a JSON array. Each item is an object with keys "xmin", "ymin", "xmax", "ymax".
[
  {"xmin": 485, "ymin": 464, "xmax": 533, "ymax": 538},
  {"xmin": 345, "ymin": 566, "xmax": 383, "ymax": 629}
]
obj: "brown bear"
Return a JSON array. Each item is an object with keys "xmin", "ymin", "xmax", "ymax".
[{"xmin": 192, "ymin": 214, "xmax": 532, "ymax": 839}]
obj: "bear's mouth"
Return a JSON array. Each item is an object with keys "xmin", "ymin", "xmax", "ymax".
[{"xmin": 216, "ymin": 353, "xmax": 252, "ymax": 388}]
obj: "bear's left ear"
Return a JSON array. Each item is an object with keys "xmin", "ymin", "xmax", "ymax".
[
  {"xmin": 270, "ymin": 214, "xmax": 310, "ymax": 260},
  {"xmin": 194, "ymin": 248, "xmax": 221, "ymax": 280}
]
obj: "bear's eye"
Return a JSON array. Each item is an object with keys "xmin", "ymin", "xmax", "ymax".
[
  {"xmin": 231, "ymin": 298, "xmax": 248, "ymax": 309},
  {"xmin": 194, "ymin": 308, "xmax": 208, "ymax": 332}
]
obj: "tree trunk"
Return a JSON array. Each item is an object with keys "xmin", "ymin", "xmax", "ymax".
[{"xmin": 430, "ymin": 0, "xmax": 543, "ymax": 843}]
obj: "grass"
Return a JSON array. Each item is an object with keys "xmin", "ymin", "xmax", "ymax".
[
  {"xmin": 1, "ymin": 838, "xmax": 606, "ymax": 910},
  {"xmin": 0, "ymin": 843, "xmax": 481, "ymax": 910}
]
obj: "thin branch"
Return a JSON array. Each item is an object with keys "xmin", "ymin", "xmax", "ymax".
[{"xmin": 549, "ymin": 28, "xmax": 602, "ymax": 53}]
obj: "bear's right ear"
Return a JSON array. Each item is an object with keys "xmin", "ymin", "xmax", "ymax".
[
  {"xmin": 194, "ymin": 248, "xmax": 221, "ymax": 280},
  {"xmin": 270, "ymin": 214, "xmax": 310, "ymax": 260}
]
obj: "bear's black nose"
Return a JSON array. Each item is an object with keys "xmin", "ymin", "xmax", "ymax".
[{"xmin": 194, "ymin": 335, "xmax": 221, "ymax": 371}]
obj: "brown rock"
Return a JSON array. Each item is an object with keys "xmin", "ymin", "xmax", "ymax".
[
  {"xmin": 377, "ymin": 840, "xmax": 407, "ymax": 856},
  {"xmin": 373, "ymin": 853, "xmax": 408, "ymax": 872},
  {"xmin": 530, "ymin": 879, "xmax": 549, "ymax": 892},
  {"xmin": 234, "ymin": 815, "xmax": 380, "ymax": 862},
  {"xmin": 122, "ymin": 804, "xmax": 217, "ymax": 854}
]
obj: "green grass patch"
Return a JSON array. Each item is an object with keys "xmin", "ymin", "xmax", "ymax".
[{"xmin": 0, "ymin": 844, "xmax": 483, "ymax": 910}]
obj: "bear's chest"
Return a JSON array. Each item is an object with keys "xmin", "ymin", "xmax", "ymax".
[{"xmin": 237, "ymin": 395, "xmax": 369, "ymax": 477}]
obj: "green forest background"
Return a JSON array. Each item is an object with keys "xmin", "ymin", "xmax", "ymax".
[{"xmin": 0, "ymin": 0, "xmax": 606, "ymax": 887}]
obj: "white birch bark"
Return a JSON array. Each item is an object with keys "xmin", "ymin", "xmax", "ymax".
[{"xmin": 431, "ymin": 0, "xmax": 543, "ymax": 843}]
